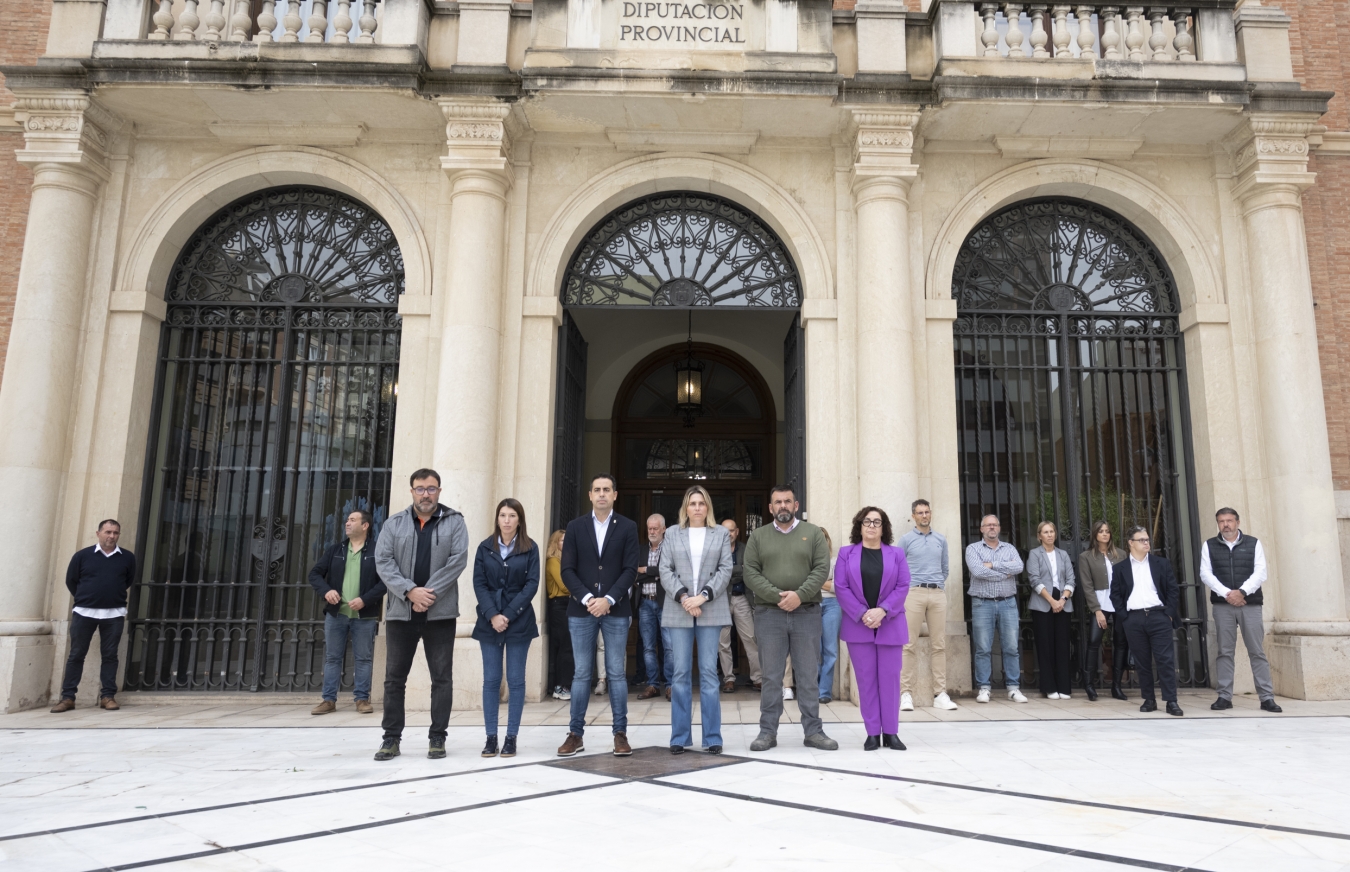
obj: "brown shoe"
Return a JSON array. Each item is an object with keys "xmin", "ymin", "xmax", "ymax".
[
  {"xmin": 613, "ymin": 732, "xmax": 633, "ymax": 756},
  {"xmin": 751, "ymin": 682, "xmax": 762, "ymax": 691},
  {"xmin": 664, "ymin": 686, "xmax": 672, "ymax": 701},
  {"xmin": 311, "ymin": 700, "xmax": 336, "ymax": 715},
  {"xmin": 721, "ymin": 679, "xmax": 736, "ymax": 694},
  {"xmin": 638, "ymin": 685, "xmax": 660, "ymax": 700},
  {"xmin": 99, "ymin": 696, "xmax": 120, "ymax": 711},
  {"xmin": 557, "ymin": 732, "xmax": 585, "ymax": 757},
  {"xmin": 50, "ymin": 698, "xmax": 75, "ymax": 713},
  {"xmin": 355, "ymin": 699, "xmax": 374, "ymax": 714}
]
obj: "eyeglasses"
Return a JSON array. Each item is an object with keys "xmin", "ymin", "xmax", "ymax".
[
  {"xmin": 413, "ymin": 487, "xmax": 441, "ymax": 496},
  {"xmin": 1130, "ymin": 536, "xmax": 1150, "ymax": 543},
  {"xmin": 861, "ymin": 518, "xmax": 883, "ymax": 528}
]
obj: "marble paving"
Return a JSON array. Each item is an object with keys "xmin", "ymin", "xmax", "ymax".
[{"xmin": 2, "ymin": 691, "xmax": 1347, "ymax": 871}]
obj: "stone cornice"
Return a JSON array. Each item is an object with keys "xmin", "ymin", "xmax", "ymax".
[
  {"xmin": 1227, "ymin": 111, "xmax": 1320, "ymax": 200},
  {"xmin": 848, "ymin": 107, "xmax": 920, "ymax": 190},
  {"xmin": 10, "ymin": 90, "xmax": 118, "ymax": 185},
  {"xmin": 439, "ymin": 98, "xmax": 513, "ymax": 186}
]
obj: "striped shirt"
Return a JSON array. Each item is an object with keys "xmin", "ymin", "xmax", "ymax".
[{"xmin": 964, "ymin": 539, "xmax": 1024, "ymax": 600}]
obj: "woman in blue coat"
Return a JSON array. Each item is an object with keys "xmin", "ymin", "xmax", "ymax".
[{"xmin": 472, "ymin": 497, "xmax": 540, "ymax": 759}]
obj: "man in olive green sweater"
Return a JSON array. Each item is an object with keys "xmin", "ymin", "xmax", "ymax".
[{"xmin": 743, "ymin": 485, "xmax": 838, "ymax": 751}]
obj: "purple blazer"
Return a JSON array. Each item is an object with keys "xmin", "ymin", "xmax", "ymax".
[{"xmin": 834, "ymin": 543, "xmax": 912, "ymax": 646}]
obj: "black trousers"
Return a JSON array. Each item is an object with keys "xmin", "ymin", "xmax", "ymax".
[
  {"xmin": 1084, "ymin": 610, "xmax": 1129, "ymax": 686},
  {"xmin": 1123, "ymin": 608, "xmax": 1177, "ymax": 703},
  {"xmin": 382, "ymin": 618, "xmax": 456, "ymax": 742},
  {"xmin": 546, "ymin": 596, "xmax": 574, "ymax": 690},
  {"xmin": 1031, "ymin": 609, "xmax": 1073, "ymax": 695},
  {"xmin": 61, "ymin": 612, "xmax": 124, "ymax": 700}
]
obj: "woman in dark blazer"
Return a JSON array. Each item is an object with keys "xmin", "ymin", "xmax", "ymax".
[
  {"xmin": 472, "ymin": 498, "xmax": 540, "ymax": 759},
  {"xmin": 1077, "ymin": 520, "xmax": 1128, "ymax": 701},
  {"xmin": 835, "ymin": 506, "xmax": 911, "ymax": 751},
  {"xmin": 1026, "ymin": 520, "xmax": 1076, "ymax": 699}
]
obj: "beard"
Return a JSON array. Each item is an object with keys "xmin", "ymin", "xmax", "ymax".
[{"xmin": 775, "ymin": 509, "xmax": 794, "ymax": 524}]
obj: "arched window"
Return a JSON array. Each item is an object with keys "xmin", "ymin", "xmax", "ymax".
[
  {"xmin": 129, "ymin": 186, "xmax": 404, "ymax": 694},
  {"xmin": 952, "ymin": 198, "xmax": 1204, "ymax": 687}
]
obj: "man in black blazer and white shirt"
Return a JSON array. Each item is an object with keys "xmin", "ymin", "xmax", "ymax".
[
  {"xmin": 557, "ymin": 473, "xmax": 640, "ymax": 758},
  {"xmin": 1110, "ymin": 526, "xmax": 1183, "ymax": 716}
]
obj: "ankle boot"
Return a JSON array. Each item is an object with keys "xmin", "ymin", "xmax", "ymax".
[{"xmin": 1110, "ymin": 679, "xmax": 1127, "ymax": 700}]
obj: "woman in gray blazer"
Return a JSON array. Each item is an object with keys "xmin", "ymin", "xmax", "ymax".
[
  {"xmin": 658, "ymin": 485, "xmax": 734, "ymax": 755},
  {"xmin": 1077, "ymin": 520, "xmax": 1129, "ymax": 701},
  {"xmin": 1026, "ymin": 520, "xmax": 1076, "ymax": 699}
]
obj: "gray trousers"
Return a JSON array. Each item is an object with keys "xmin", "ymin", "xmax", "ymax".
[
  {"xmin": 718, "ymin": 593, "xmax": 762, "ymax": 684},
  {"xmin": 753, "ymin": 602, "xmax": 823, "ymax": 736},
  {"xmin": 1213, "ymin": 601, "xmax": 1274, "ymax": 701}
]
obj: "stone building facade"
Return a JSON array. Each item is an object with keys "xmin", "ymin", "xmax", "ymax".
[{"xmin": 0, "ymin": 0, "xmax": 1347, "ymax": 711}]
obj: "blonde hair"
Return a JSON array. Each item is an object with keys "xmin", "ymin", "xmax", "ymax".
[
  {"xmin": 546, "ymin": 529, "xmax": 565, "ymax": 559},
  {"xmin": 678, "ymin": 485, "xmax": 717, "ymax": 528},
  {"xmin": 1036, "ymin": 520, "xmax": 1057, "ymax": 539}
]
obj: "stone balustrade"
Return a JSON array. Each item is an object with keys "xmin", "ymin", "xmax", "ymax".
[{"xmin": 139, "ymin": 0, "xmax": 384, "ymax": 43}]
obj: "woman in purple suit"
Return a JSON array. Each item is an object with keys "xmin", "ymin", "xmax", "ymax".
[{"xmin": 835, "ymin": 506, "xmax": 912, "ymax": 751}]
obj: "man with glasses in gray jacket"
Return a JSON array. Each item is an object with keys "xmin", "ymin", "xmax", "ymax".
[{"xmin": 372, "ymin": 468, "xmax": 470, "ymax": 761}]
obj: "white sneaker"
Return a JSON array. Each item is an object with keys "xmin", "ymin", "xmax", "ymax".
[
  {"xmin": 1009, "ymin": 688, "xmax": 1029, "ymax": 703},
  {"xmin": 900, "ymin": 692, "xmax": 914, "ymax": 712},
  {"xmin": 976, "ymin": 688, "xmax": 991, "ymax": 704},
  {"xmin": 1048, "ymin": 692, "xmax": 1062, "ymax": 700},
  {"xmin": 594, "ymin": 680, "xmax": 607, "ymax": 696},
  {"xmin": 933, "ymin": 692, "xmax": 958, "ymax": 711},
  {"xmin": 1061, "ymin": 692, "xmax": 1071, "ymax": 699},
  {"xmin": 783, "ymin": 686, "xmax": 795, "ymax": 701}
]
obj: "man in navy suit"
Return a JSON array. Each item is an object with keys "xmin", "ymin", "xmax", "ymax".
[
  {"xmin": 556, "ymin": 473, "xmax": 640, "ymax": 757},
  {"xmin": 1109, "ymin": 525, "xmax": 1184, "ymax": 717}
]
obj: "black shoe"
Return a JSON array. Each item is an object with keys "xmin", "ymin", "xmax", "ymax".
[
  {"xmin": 1110, "ymin": 683, "xmax": 1128, "ymax": 701},
  {"xmin": 501, "ymin": 736, "xmax": 517, "ymax": 757},
  {"xmin": 883, "ymin": 734, "xmax": 907, "ymax": 751},
  {"xmin": 1210, "ymin": 696, "xmax": 1233, "ymax": 711},
  {"xmin": 429, "ymin": 738, "xmax": 447, "ymax": 759},
  {"xmin": 1165, "ymin": 701, "xmax": 1184, "ymax": 717},
  {"xmin": 863, "ymin": 735, "xmax": 881, "ymax": 751},
  {"xmin": 1139, "ymin": 699, "xmax": 1157, "ymax": 713},
  {"xmin": 1261, "ymin": 698, "xmax": 1283, "ymax": 713},
  {"xmin": 482, "ymin": 736, "xmax": 499, "ymax": 758},
  {"xmin": 819, "ymin": 697, "xmax": 832, "ymax": 705},
  {"xmin": 1085, "ymin": 685, "xmax": 1098, "ymax": 702},
  {"xmin": 373, "ymin": 739, "xmax": 400, "ymax": 761},
  {"xmin": 670, "ymin": 744, "xmax": 685, "ymax": 754},
  {"xmin": 707, "ymin": 745, "xmax": 723, "ymax": 755}
]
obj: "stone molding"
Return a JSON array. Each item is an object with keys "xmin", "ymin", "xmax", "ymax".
[
  {"xmin": 849, "ymin": 107, "xmax": 920, "ymax": 191},
  {"xmin": 10, "ymin": 91, "xmax": 118, "ymax": 185},
  {"xmin": 439, "ymin": 98, "xmax": 514, "ymax": 186},
  {"xmin": 1228, "ymin": 111, "xmax": 1320, "ymax": 202}
]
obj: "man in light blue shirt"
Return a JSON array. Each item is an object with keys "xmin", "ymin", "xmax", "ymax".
[
  {"xmin": 964, "ymin": 514, "xmax": 1028, "ymax": 704},
  {"xmin": 897, "ymin": 500, "xmax": 958, "ymax": 712}
]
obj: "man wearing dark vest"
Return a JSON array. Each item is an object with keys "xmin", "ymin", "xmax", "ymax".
[{"xmin": 1199, "ymin": 507, "xmax": 1281, "ymax": 713}]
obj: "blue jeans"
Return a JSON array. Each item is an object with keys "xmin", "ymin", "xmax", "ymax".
[
  {"xmin": 638, "ymin": 598, "xmax": 670, "ymax": 688},
  {"xmin": 667, "ymin": 622, "xmax": 724, "ymax": 748},
  {"xmin": 322, "ymin": 613, "xmax": 378, "ymax": 702},
  {"xmin": 481, "ymin": 638, "xmax": 531, "ymax": 737},
  {"xmin": 818, "ymin": 596, "xmax": 842, "ymax": 699},
  {"xmin": 971, "ymin": 596, "xmax": 1021, "ymax": 690},
  {"xmin": 569, "ymin": 614, "xmax": 631, "ymax": 735}
]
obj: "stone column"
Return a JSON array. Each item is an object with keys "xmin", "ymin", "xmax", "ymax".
[
  {"xmin": 435, "ymin": 99, "xmax": 514, "ymax": 710},
  {"xmin": 0, "ymin": 93, "xmax": 110, "ymax": 711},
  {"xmin": 1231, "ymin": 113, "xmax": 1350, "ymax": 699},
  {"xmin": 850, "ymin": 109, "xmax": 920, "ymax": 516}
]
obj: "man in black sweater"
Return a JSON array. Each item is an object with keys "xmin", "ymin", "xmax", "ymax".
[{"xmin": 51, "ymin": 519, "xmax": 136, "ymax": 712}]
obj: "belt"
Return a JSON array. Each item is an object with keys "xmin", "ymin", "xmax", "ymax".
[
  {"xmin": 914, "ymin": 583, "xmax": 944, "ymax": 589},
  {"xmin": 974, "ymin": 595, "xmax": 1015, "ymax": 602}
]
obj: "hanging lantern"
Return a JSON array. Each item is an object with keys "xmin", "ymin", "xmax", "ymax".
[{"xmin": 674, "ymin": 311, "xmax": 703, "ymax": 427}]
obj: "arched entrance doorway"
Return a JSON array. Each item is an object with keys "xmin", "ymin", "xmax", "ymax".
[
  {"xmin": 127, "ymin": 186, "xmax": 404, "ymax": 693},
  {"xmin": 952, "ymin": 197, "xmax": 1206, "ymax": 690}
]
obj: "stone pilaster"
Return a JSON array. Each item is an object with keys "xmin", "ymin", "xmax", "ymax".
[
  {"xmin": 0, "ymin": 92, "xmax": 112, "ymax": 711},
  {"xmin": 850, "ymin": 109, "xmax": 920, "ymax": 518},
  {"xmin": 1229, "ymin": 113, "xmax": 1350, "ymax": 699}
]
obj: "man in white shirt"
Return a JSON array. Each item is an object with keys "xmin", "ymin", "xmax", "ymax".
[
  {"xmin": 52, "ymin": 520, "xmax": 136, "ymax": 712},
  {"xmin": 1109, "ymin": 526, "xmax": 1183, "ymax": 716},
  {"xmin": 1200, "ymin": 507, "xmax": 1280, "ymax": 713}
]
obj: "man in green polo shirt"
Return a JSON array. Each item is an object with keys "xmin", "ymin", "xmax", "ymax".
[
  {"xmin": 309, "ymin": 510, "xmax": 385, "ymax": 714},
  {"xmin": 743, "ymin": 485, "xmax": 837, "ymax": 752}
]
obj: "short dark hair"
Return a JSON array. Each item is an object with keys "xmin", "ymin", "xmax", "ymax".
[
  {"xmin": 769, "ymin": 485, "xmax": 796, "ymax": 501},
  {"xmin": 409, "ymin": 468, "xmax": 441, "ymax": 487},
  {"xmin": 1125, "ymin": 525, "xmax": 1149, "ymax": 543},
  {"xmin": 347, "ymin": 509, "xmax": 372, "ymax": 529},
  {"xmin": 850, "ymin": 506, "xmax": 893, "ymax": 545},
  {"xmin": 590, "ymin": 473, "xmax": 617, "ymax": 490},
  {"xmin": 1215, "ymin": 507, "xmax": 1240, "ymax": 521},
  {"xmin": 912, "ymin": 499, "xmax": 930, "ymax": 513},
  {"xmin": 97, "ymin": 519, "xmax": 121, "ymax": 532}
]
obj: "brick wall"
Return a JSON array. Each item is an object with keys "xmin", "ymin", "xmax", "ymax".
[
  {"xmin": 0, "ymin": 2, "xmax": 52, "ymax": 386},
  {"xmin": 1280, "ymin": 0, "xmax": 1350, "ymax": 486}
]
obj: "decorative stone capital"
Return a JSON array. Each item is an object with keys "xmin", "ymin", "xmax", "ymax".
[
  {"xmin": 11, "ymin": 91, "xmax": 116, "ymax": 186},
  {"xmin": 849, "ymin": 108, "xmax": 920, "ymax": 193},
  {"xmin": 439, "ymin": 99, "xmax": 514, "ymax": 188},
  {"xmin": 1229, "ymin": 112, "xmax": 1319, "ymax": 204}
]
